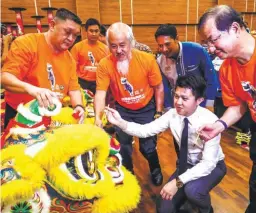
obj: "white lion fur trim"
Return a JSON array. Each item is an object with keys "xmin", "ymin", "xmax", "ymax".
[
  {"xmin": 25, "ymin": 141, "xmax": 47, "ymax": 158},
  {"xmin": 17, "ymin": 104, "xmax": 42, "ymax": 122}
]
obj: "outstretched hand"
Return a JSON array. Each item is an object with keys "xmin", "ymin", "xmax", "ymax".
[
  {"xmin": 105, "ymin": 107, "xmax": 123, "ymax": 126},
  {"xmin": 73, "ymin": 105, "xmax": 85, "ymax": 124},
  {"xmin": 27, "ymin": 85, "xmax": 59, "ymax": 108}
]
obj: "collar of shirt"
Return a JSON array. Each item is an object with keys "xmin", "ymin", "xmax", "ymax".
[
  {"xmin": 176, "ymin": 105, "xmax": 201, "ymax": 126},
  {"xmin": 177, "ymin": 41, "xmax": 183, "ymax": 59},
  {"xmin": 167, "ymin": 41, "xmax": 183, "ymax": 61},
  {"xmin": 171, "ymin": 106, "xmax": 206, "ymax": 153}
]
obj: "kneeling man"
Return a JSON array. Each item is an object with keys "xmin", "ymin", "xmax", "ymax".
[{"xmin": 105, "ymin": 75, "xmax": 226, "ymax": 213}]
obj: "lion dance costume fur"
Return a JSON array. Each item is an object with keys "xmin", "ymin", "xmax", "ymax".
[{"xmin": 1, "ymin": 91, "xmax": 141, "ymax": 213}]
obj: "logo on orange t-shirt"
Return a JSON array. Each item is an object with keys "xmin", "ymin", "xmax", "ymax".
[
  {"xmin": 47, "ymin": 63, "xmax": 56, "ymax": 91},
  {"xmin": 46, "ymin": 62, "xmax": 65, "ymax": 93},
  {"xmin": 88, "ymin": 51, "xmax": 96, "ymax": 66},
  {"xmin": 241, "ymin": 81, "xmax": 256, "ymax": 110},
  {"xmin": 120, "ymin": 77, "xmax": 134, "ymax": 96}
]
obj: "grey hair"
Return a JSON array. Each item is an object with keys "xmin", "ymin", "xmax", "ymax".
[{"xmin": 106, "ymin": 22, "xmax": 135, "ymax": 47}]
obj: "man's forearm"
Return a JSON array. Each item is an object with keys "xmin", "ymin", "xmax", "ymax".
[
  {"xmin": 69, "ymin": 90, "xmax": 83, "ymax": 107},
  {"xmin": 154, "ymin": 83, "xmax": 164, "ymax": 112},
  {"xmin": 221, "ymin": 104, "xmax": 247, "ymax": 127},
  {"xmin": 94, "ymin": 90, "xmax": 106, "ymax": 120},
  {"xmin": 1, "ymin": 72, "xmax": 31, "ymax": 93}
]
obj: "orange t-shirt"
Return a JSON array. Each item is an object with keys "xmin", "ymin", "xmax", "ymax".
[
  {"xmin": 96, "ymin": 49, "xmax": 162, "ymax": 110},
  {"xmin": 70, "ymin": 39, "xmax": 109, "ymax": 81},
  {"xmin": 219, "ymin": 38, "xmax": 256, "ymax": 122},
  {"xmin": 2, "ymin": 33, "xmax": 81, "ymax": 110}
]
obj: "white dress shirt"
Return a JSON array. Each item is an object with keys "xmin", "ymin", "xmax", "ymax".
[
  {"xmin": 157, "ymin": 55, "xmax": 177, "ymax": 87},
  {"xmin": 124, "ymin": 106, "xmax": 225, "ymax": 184}
]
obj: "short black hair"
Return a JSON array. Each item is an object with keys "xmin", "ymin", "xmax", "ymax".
[
  {"xmin": 155, "ymin": 24, "xmax": 177, "ymax": 40},
  {"xmin": 100, "ymin": 25, "xmax": 107, "ymax": 36},
  {"xmin": 175, "ymin": 75, "xmax": 206, "ymax": 100},
  {"xmin": 85, "ymin": 18, "xmax": 100, "ymax": 31},
  {"xmin": 55, "ymin": 8, "xmax": 82, "ymax": 25},
  {"xmin": 198, "ymin": 5, "xmax": 247, "ymax": 32}
]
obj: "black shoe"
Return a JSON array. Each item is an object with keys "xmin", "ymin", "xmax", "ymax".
[{"xmin": 151, "ymin": 168, "xmax": 163, "ymax": 186}]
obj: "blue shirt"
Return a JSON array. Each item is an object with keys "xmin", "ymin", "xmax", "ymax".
[{"xmin": 157, "ymin": 42, "xmax": 219, "ymax": 107}]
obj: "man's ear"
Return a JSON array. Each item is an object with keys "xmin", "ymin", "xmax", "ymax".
[
  {"xmin": 176, "ymin": 34, "xmax": 179, "ymax": 41},
  {"xmin": 196, "ymin": 97, "xmax": 204, "ymax": 105},
  {"xmin": 230, "ymin": 21, "xmax": 241, "ymax": 35},
  {"xmin": 49, "ymin": 19, "xmax": 56, "ymax": 32}
]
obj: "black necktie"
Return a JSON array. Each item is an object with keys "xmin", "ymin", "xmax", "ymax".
[{"xmin": 178, "ymin": 118, "xmax": 189, "ymax": 175}]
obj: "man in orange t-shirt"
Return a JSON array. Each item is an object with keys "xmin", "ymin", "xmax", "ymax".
[
  {"xmin": 94, "ymin": 22, "xmax": 164, "ymax": 186},
  {"xmin": 71, "ymin": 18, "xmax": 109, "ymax": 94},
  {"xmin": 198, "ymin": 5, "xmax": 256, "ymax": 213},
  {"xmin": 1, "ymin": 8, "xmax": 85, "ymax": 128}
]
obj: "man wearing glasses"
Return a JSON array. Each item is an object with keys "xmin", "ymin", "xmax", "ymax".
[{"xmin": 198, "ymin": 5, "xmax": 256, "ymax": 213}]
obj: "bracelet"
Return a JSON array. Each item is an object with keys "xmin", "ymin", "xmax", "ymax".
[
  {"xmin": 216, "ymin": 119, "xmax": 228, "ymax": 130},
  {"xmin": 74, "ymin": 104, "xmax": 85, "ymax": 110}
]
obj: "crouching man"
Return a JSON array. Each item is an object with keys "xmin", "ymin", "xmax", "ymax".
[{"xmin": 105, "ymin": 75, "xmax": 226, "ymax": 213}]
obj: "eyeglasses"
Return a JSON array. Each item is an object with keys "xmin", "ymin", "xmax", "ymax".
[{"xmin": 202, "ymin": 33, "xmax": 222, "ymax": 47}]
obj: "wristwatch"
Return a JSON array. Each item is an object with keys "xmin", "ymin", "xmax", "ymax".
[
  {"xmin": 176, "ymin": 177, "xmax": 184, "ymax": 188},
  {"xmin": 155, "ymin": 111, "xmax": 163, "ymax": 116},
  {"xmin": 154, "ymin": 111, "xmax": 163, "ymax": 119}
]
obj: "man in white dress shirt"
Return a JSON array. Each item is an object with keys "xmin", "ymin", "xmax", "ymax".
[{"xmin": 105, "ymin": 75, "xmax": 226, "ymax": 213}]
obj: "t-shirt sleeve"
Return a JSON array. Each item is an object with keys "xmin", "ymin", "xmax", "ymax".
[
  {"xmin": 219, "ymin": 63, "xmax": 242, "ymax": 106},
  {"xmin": 68, "ymin": 57, "xmax": 81, "ymax": 91},
  {"xmin": 1, "ymin": 36, "xmax": 36, "ymax": 79},
  {"xmin": 96, "ymin": 59, "xmax": 110, "ymax": 91},
  {"xmin": 147, "ymin": 55, "xmax": 162, "ymax": 86}
]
